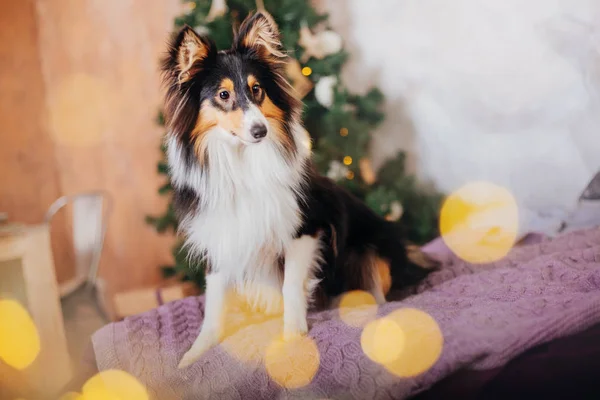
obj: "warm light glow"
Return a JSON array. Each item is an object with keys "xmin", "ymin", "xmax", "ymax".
[
  {"xmin": 82, "ymin": 370, "xmax": 149, "ymax": 400},
  {"xmin": 440, "ymin": 181, "xmax": 519, "ymax": 264},
  {"xmin": 265, "ymin": 335, "xmax": 320, "ymax": 389},
  {"xmin": 0, "ymin": 299, "xmax": 40, "ymax": 370},
  {"xmin": 184, "ymin": 1, "xmax": 196, "ymax": 11},
  {"xmin": 59, "ymin": 392, "xmax": 84, "ymax": 400},
  {"xmin": 343, "ymin": 156, "xmax": 353, "ymax": 166},
  {"xmin": 339, "ymin": 127, "xmax": 349, "ymax": 137},
  {"xmin": 337, "ymin": 290, "xmax": 378, "ymax": 327},
  {"xmin": 361, "ymin": 318, "xmax": 405, "ymax": 364},
  {"xmin": 301, "ymin": 66, "xmax": 312, "ymax": 76},
  {"xmin": 346, "ymin": 171, "xmax": 355, "ymax": 180},
  {"xmin": 220, "ymin": 289, "xmax": 283, "ymax": 363},
  {"xmin": 361, "ymin": 308, "xmax": 443, "ymax": 378}
]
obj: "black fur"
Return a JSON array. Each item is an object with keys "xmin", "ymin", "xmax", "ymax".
[{"xmin": 297, "ymin": 165, "xmax": 434, "ymax": 307}]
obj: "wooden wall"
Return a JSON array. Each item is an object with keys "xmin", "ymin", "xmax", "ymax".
[{"xmin": 0, "ymin": 0, "xmax": 182, "ymax": 299}]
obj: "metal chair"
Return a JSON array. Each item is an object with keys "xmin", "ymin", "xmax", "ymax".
[{"xmin": 44, "ymin": 191, "xmax": 112, "ymax": 298}]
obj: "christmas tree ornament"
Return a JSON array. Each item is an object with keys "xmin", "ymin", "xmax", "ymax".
[
  {"xmin": 206, "ymin": 0, "xmax": 227, "ymax": 22},
  {"xmin": 298, "ymin": 22, "xmax": 343, "ymax": 62},
  {"xmin": 385, "ymin": 201, "xmax": 404, "ymax": 221},
  {"xmin": 359, "ymin": 158, "xmax": 376, "ymax": 185},
  {"xmin": 339, "ymin": 127, "xmax": 349, "ymax": 137},
  {"xmin": 343, "ymin": 156, "xmax": 353, "ymax": 166},
  {"xmin": 285, "ymin": 58, "xmax": 314, "ymax": 99},
  {"xmin": 193, "ymin": 25, "xmax": 210, "ymax": 36},
  {"xmin": 327, "ymin": 161, "xmax": 349, "ymax": 181},
  {"xmin": 183, "ymin": 1, "xmax": 196, "ymax": 12},
  {"xmin": 315, "ymin": 76, "xmax": 336, "ymax": 108}
]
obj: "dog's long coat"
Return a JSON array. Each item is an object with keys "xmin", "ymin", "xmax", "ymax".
[{"xmin": 160, "ymin": 11, "xmax": 434, "ymax": 368}]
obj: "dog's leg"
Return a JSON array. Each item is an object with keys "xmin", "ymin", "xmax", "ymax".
[
  {"xmin": 283, "ymin": 235, "xmax": 321, "ymax": 340},
  {"xmin": 178, "ymin": 272, "xmax": 227, "ymax": 368}
]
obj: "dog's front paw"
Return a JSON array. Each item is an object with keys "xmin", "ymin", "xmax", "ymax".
[
  {"xmin": 283, "ymin": 319, "xmax": 308, "ymax": 341},
  {"xmin": 178, "ymin": 331, "xmax": 220, "ymax": 369}
]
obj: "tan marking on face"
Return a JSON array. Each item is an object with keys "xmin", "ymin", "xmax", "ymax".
[
  {"xmin": 247, "ymin": 75, "xmax": 261, "ymax": 97},
  {"xmin": 220, "ymin": 78, "xmax": 235, "ymax": 94},
  {"xmin": 259, "ymin": 93, "xmax": 294, "ymax": 155},
  {"xmin": 247, "ymin": 75, "xmax": 258, "ymax": 88},
  {"xmin": 191, "ymin": 100, "xmax": 245, "ymax": 164},
  {"xmin": 191, "ymin": 101, "xmax": 217, "ymax": 165}
]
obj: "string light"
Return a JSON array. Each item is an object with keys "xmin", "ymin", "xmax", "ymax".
[
  {"xmin": 339, "ymin": 127, "xmax": 349, "ymax": 137},
  {"xmin": 301, "ymin": 66, "xmax": 312, "ymax": 76},
  {"xmin": 346, "ymin": 171, "xmax": 355, "ymax": 180},
  {"xmin": 343, "ymin": 156, "xmax": 353, "ymax": 166}
]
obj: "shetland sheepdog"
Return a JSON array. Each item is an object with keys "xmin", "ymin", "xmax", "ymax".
[{"xmin": 161, "ymin": 11, "xmax": 436, "ymax": 368}]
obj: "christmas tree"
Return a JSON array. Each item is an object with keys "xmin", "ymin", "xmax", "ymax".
[{"xmin": 147, "ymin": 0, "xmax": 442, "ymax": 287}]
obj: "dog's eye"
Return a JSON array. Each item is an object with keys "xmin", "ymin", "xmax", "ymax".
[
  {"xmin": 252, "ymin": 84, "xmax": 261, "ymax": 96},
  {"xmin": 219, "ymin": 90, "xmax": 230, "ymax": 100}
]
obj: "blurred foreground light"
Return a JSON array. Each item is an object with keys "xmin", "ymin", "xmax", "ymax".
[
  {"xmin": 221, "ymin": 290, "xmax": 283, "ymax": 363},
  {"xmin": 265, "ymin": 334, "xmax": 320, "ymax": 389},
  {"xmin": 361, "ymin": 308, "xmax": 442, "ymax": 378},
  {"xmin": 440, "ymin": 181, "xmax": 518, "ymax": 264},
  {"xmin": 361, "ymin": 318, "xmax": 405, "ymax": 364},
  {"xmin": 0, "ymin": 299, "xmax": 40, "ymax": 370},
  {"xmin": 337, "ymin": 290, "xmax": 378, "ymax": 327},
  {"xmin": 59, "ymin": 392, "xmax": 84, "ymax": 400},
  {"xmin": 81, "ymin": 369, "xmax": 149, "ymax": 400},
  {"xmin": 301, "ymin": 66, "xmax": 312, "ymax": 76}
]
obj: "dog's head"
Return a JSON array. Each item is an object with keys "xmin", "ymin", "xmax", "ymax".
[{"xmin": 161, "ymin": 11, "xmax": 301, "ymax": 164}]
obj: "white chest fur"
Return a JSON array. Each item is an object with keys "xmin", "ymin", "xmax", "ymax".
[{"xmin": 166, "ymin": 127, "xmax": 310, "ymax": 311}]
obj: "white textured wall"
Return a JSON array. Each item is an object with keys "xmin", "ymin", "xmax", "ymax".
[{"xmin": 322, "ymin": 0, "xmax": 600, "ymax": 234}]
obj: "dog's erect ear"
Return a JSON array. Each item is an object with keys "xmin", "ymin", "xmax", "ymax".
[
  {"xmin": 164, "ymin": 25, "xmax": 216, "ymax": 84},
  {"xmin": 235, "ymin": 11, "xmax": 286, "ymax": 65}
]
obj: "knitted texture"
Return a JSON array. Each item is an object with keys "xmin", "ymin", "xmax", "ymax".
[{"xmin": 92, "ymin": 228, "xmax": 600, "ymax": 399}]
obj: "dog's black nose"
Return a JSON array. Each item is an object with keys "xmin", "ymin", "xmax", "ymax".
[{"xmin": 251, "ymin": 124, "xmax": 267, "ymax": 139}]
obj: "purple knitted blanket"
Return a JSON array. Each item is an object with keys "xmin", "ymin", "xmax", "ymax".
[{"xmin": 92, "ymin": 228, "xmax": 600, "ymax": 399}]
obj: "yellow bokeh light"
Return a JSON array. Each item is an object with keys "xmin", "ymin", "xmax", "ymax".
[
  {"xmin": 0, "ymin": 299, "xmax": 40, "ymax": 370},
  {"xmin": 82, "ymin": 369, "xmax": 149, "ymax": 400},
  {"xmin": 361, "ymin": 308, "xmax": 442, "ymax": 378},
  {"xmin": 59, "ymin": 392, "xmax": 84, "ymax": 400},
  {"xmin": 343, "ymin": 156, "xmax": 353, "ymax": 166},
  {"xmin": 220, "ymin": 289, "xmax": 283, "ymax": 363},
  {"xmin": 346, "ymin": 171, "xmax": 354, "ymax": 180},
  {"xmin": 339, "ymin": 127, "xmax": 349, "ymax": 137},
  {"xmin": 361, "ymin": 318, "xmax": 405, "ymax": 364},
  {"xmin": 337, "ymin": 290, "xmax": 378, "ymax": 327},
  {"xmin": 301, "ymin": 66, "xmax": 312, "ymax": 76},
  {"xmin": 265, "ymin": 334, "xmax": 320, "ymax": 389},
  {"xmin": 439, "ymin": 181, "xmax": 519, "ymax": 264}
]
